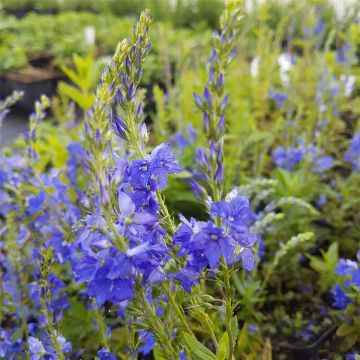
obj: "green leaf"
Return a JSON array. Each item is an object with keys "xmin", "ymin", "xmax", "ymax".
[
  {"xmin": 324, "ymin": 242, "xmax": 338, "ymax": 268},
  {"xmin": 308, "ymin": 256, "xmax": 328, "ymax": 274},
  {"xmin": 58, "ymin": 81, "xmax": 94, "ymax": 110},
  {"xmin": 60, "ymin": 64, "xmax": 82, "ymax": 88},
  {"xmin": 183, "ymin": 333, "xmax": 217, "ymax": 360},
  {"xmin": 230, "ymin": 317, "xmax": 239, "ymax": 346},
  {"xmin": 336, "ymin": 323, "xmax": 356, "ymax": 337},
  {"xmin": 216, "ymin": 333, "xmax": 228, "ymax": 360},
  {"xmin": 262, "ymin": 338, "xmax": 272, "ymax": 360},
  {"xmin": 236, "ymin": 323, "xmax": 248, "ymax": 354},
  {"xmin": 172, "ymin": 170, "xmax": 193, "ymax": 179},
  {"xmin": 153, "ymin": 344, "xmax": 167, "ymax": 360},
  {"xmin": 339, "ymin": 332, "xmax": 358, "ymax": 351}
]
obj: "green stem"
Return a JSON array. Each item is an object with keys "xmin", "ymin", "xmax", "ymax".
[
  {"xmin": 94, "ymin": 306, "xmax": 110, "ymax": 349},
  {"xmin": 203, "ymin": 316, "xmax": 219, "ymax": 350},
  {"xmin": 162, "ymin": 283, "xmax": 194, "ymax": 336},
  {"xmin": 139, "ymin": 289, "xmax": 178, "ymax": 358},
  {"xmin": 41, "ymin": 298, "xmax": 65, "ymax": 360},
  {"xmin": 221, "ymin": 257, "xmax": 234, "ymax": 360}
]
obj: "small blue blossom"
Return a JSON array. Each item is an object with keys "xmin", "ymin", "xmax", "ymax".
[
  {"xmin": 315, "ymin": 194, "xmax": 327, "ymax": 208},
  {"xmin": 138, "ymin": 331, "xmax": 156, "ymax": 355},
  {"xmin": 28, "ymin": 190, "xmax": 46, "ymax": 214},
  {"xmin": 337, "ymin": 43, "xmax": 351, "ymax": 64},
  {"xmin": 28, "ymin": 337, "xmax": 46, "ymax": 360},
  {"xmin": 345, "ymin": 132, "xmax": 360, "ymax": 171},
  {"xmin": 269, "ymin": 90, "xmax": 287, "ymax": 109},
  {"xmin": 311, "ymin": 155, "xmax": 333, "ymax": 173},
  {"xmin": 272, "ymin": 145, "xmax": 306, "ymax": 171},
  {"xmin": 335, "ymin": 259, "xmax": 358, "ymax": 276},
  {"xmin": 98, "ymin": 348, "xmax": 117, "ymax": 360},
  {"xmin": 331, "ymin": 285, "xmax": 352, "ymax": 310}
]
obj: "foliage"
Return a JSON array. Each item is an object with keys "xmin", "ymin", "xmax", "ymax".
[{"xmin": 0, "ymin": 1, "xmax": 359, "ymax": 360}]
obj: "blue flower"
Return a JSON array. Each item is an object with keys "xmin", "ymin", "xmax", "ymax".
[
  {"xmin": 87, "ymin": 277, "xmax": 134, "ymax": 306},
  {"xmin": 74, "ymin": 249, "xmax": 134, "ymax": 306},
  {"xmin": 272, "ymin": 145, "xmax": 305, "ymax": 171},
  {"xmin": 211, "ymin": 196, "xmax": 251, "ymax": 231},
  {"xmin": 240, "ymin": 248, "xmax": 255, "ymax": 271},
  {"xmin": 28, "ymin": 190, "xmax": 46, "ymax": 214},
  {"xmin": 128, "ymin": 158, "xmax": 152, "ymax": 189},
  {"xmin": 98, "ymin": 348, "xmax": 117, "ymax": 360},
  {"xmin": 315, "ymin": 194, "xmax": 327, "ymax": 208},
  {"xmin": 0, "ymin": 328, "xmax": 23, "ymax": 357},
  {"xmin": 335, "ymin": 259, "xmax": 358, "ymax": 276},
  {"xmin": 345, "ymin": 132, "xmax": 360, "ymax": 171},
  {"xmin": 118, "ymin": 191, "xmax": 157, "ymax": 226},
  {"xmin": 138, "ymin": 331, "xmax": 156, "ymax": 355},
  {"xmin": 311, "ymin": 155, "xmax": 333, "ymax": 173},
  {"xmin": 193, "ymin": 222, "xmax": 236, "ymax": 268},
  {"xmin": 57, "ymin": 335, "xmax": 72, "ymax": 353},
  {"xmin": 330, "ymin": 285, "xmax": 352, "ymax": 310},
  {"xmin": 66, "ymin": 142, "xmax": 83, "ymax": 186},
  {"xmin": 169, "ymin": 268, "xmax": 200, "ymax": 293},
  {"xmin": 0, "ymin": 168, "xmax": 7, "ymax": 187},
  {"xmin": 337, "ymin": 43, "xmax": 351, "ymax": 64},
  {"xmin": 174, "ymin": 191, "xmax": 257, "ymax": 277},
  {"xmin": 351, "ymin": 268, "xmax": 360, "ymax": 289},
  {"xmin": 128, "ymin": 143, "xmax": 181, "ymax": 191},
  {"xmin": 149, "ymin": 143, "xmax": 182, "ymax": 188},
  {"xmin": 172, "ymin": 133, "xmax": 190, "ymax": 149},
  {"xmin": 269, "ymin": 90, "xmax": 287, "ymax": 109},
  {"xmin": 345, "ymin": 352, "xmax": 360, "ymax": 360},
  {"xmin": 28, "ymin": 337, "xmax": 46, "ymax": 360}
]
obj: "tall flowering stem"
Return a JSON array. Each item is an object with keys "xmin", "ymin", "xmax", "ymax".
[
  {"xmin": 83, "ymin": 33, "xmax": 132, "ymax": 251},
  {"xmin": 112, "ymin": 10, "xmax": 176, "ymax": 236},
  {"xmin": 0, "ymin": 91, "xmax": 24, "ymax": 142},
  {"xmin": 26, "ymin": 95, "xmax": 50, "ymax": 164},
  {"xmin": 113, "ymin": 10, "xmax": 152, "ymax": 157},
  {"xmin": 79, "ymin": 10, "xmax": 182, "ymax": 356},
  {"xmin": 37, "ymin": 248, "xmax": 65, "ymax": 360},
  {"xmin": 193, "ymin": 2, "xmax": 242, "ymax": 358},
  {"xmin": 194, "ymin": 0, "xmax": 242, "ymax": 203}
]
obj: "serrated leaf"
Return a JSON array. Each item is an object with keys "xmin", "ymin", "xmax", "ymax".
[{"xmin": 183, "ymin": 333, "xmax": 217, "ymax": 360}]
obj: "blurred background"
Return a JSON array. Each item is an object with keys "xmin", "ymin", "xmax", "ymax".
[{"xmin": 0, "ymin": 0, "xmax": 359, "ymax": 145}]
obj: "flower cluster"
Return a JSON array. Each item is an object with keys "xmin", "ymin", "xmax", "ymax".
[
  {"xmin": 272, "ymin": 144, "xmax": 306, "ymax": 171},
  {"xmin": 192, "ymin": 3, "xmax": 242, "ymax": 201},
  {"xmin": 73, "ymin": 143, "xmax": 182, "ymax": 306},
  {"xmin": 173, "ymin": 190, "xmax": 257, "ymax": 290},
  {"xmin": 272, "ymin": 141, "xmax": 333, "ymax": 173}
]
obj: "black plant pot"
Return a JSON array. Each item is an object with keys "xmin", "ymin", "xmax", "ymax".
[
  {"xmin": 29, "ymin": 56, "xmax": 54, "ymax": 69},
  {"xmin": 5, "ymin": 7, "xmax": 33, "ymax": 19},
  {"xmin": 1, "ymin": 70, "xmax": 61, "ymax": 112}
]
